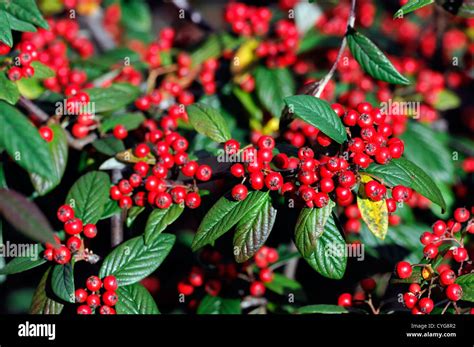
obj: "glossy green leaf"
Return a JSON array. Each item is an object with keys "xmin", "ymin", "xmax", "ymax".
[
  {"xmin": 394, "ymin": 0, "xmax": 434, "ymax": 18},
  {"xmin": 255, "ymin": 66, "xmax": 295, "ymax": 117},
  {"xmin": 99, "ymin": 233, "xmax": 175, "ymax": 286},
  {"xmin": 187, "ymin": 103, "xmax": 231, "ymax": 143},
  {"xmin": 51, "ymin": 263, "xmax": 75, "ymax": 303},
  {"xmin": 196, "ymin": 295, "xmax": 241, "ymax": 314},
  {"xmin": 116, "ymin": 283, "xmax": 160, "ymax": 314},
  {"xmin": 284, "ymin": 95, "xmax": 347, "ymax": 144},
  {"xmin": 0, "ymin": 71, "xmax": 20, "ymax": 104},
  {"xmin": 233, "ymin": 193, "xmax": 276, "ymax": 262},
  {"xmin": 297, "ymin": 304, "xmax": 348, "ymax": 314},
  {"xmin": 0, "ymin": 244, "xmax": 45, "ymax": 275},
  {"xmin": 30, "ymin": 267, "xmax": 64, "ymax": 314},
  {"xmin": 144, "ymin": 204, "xmax": 184, "ymax": 245},
  {"xmin": 347, "ymin": 29, "xmax": 410, "ymax": 85},
  {"xmin": 455, "ymin": 274, "xmax": 474, "ymax": 302},
  {"xmin": 100, "ymin": 112, "xmax": 145, "ymax": 133},
  {"xmin": 65, "ymin": 171, "xmax": 111, "ymax": 224},
  {"xmin": 92, "ymin": 137, "xmax": 125, "ymax": 156},
  {"xmin": 0, "ymin": 101, "xmax": 54, "ymax": 178},
  {"xmin": 30, "ymin": 124, "xmax": 68, "ymax": 195},
  {"xmin": 86, "ymin": 83, "xmax": 140, "ymax": 113}
]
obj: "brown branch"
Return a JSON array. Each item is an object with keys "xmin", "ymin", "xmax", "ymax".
[
  {"xmin": 283, "ymin": 242, "xmax": 299, "ymax": 279},
  {"xmin": 80, "ymin": 10, "xmax": 116, "ymax": 52},
  {"xmin": 311, "ymin": 0, "xmax": 357, "ymax": 98}
]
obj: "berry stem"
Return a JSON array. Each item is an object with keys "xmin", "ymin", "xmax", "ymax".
[
  {"xmin": 441, "ymin": 301, "xmax": 451, "ymax": 315},
  {"xmin": 311, "ymin": 0, "xmax": 357, "ymax": 98}
]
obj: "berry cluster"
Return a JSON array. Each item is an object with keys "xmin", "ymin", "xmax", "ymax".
[
  {"xmin": 337, "ymin": 277, "xmax": 377, "ymax": 308},
  {"xmin": 144, "ymin": 27, "xmax": 175, "ymax": 68},
  {"xmin": 395, "ymin": 207, "xmax": 473, "ymax": 314},
  {"xmin": 43, "ymin": 205, "xmax": 98, "ymax": 265},
  {"xmin": 4, "ymin": 41, "xmax": 38, "ymax": 81},
  {"xmin": 224, "ymin": 2, "xmax": 271, "ymax": 36},
  {"xmin": 255, "ymin": 19, "xmax": 299, "ymax": 68},
  {"xmin": 249, "ymin": 246, "xmax": 279, "ymax": 297},
  {"xmin": 110, "ymin": 129, "xmax": 211, "ymax": 209},
  {"xmin": 75, "ymin": 275, "xmax": 118, "ymax": 315}
]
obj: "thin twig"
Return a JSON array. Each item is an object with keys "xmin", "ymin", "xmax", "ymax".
[
  {"xmin": 111, "ymin": 169, "xmax": 124, "ymax": 247},
  {"xmin": 441, "ymin": 301, "xmax": 451, "ymax": 315},
  {"xmin": 283, "ymin": 242, "xmax": 299, "ymax": 279},
  {"xmin": 19, "ymin": 96, "xmax": 97, "ymax": 150},
  {"xmin": 312, "ymin": 0, "xmax": 357, "ymax": 98}
]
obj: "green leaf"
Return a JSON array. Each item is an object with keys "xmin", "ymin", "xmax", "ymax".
[
  {"xmin": 196, "ymin": 295, "xmax": 241, "ymax": 314},
  {"xmin": 120, "ymin": 1, "xmax": 151, "ymax": 34},
  {"xmin": 283, "ymin": 95, "xmax": 347, "ymax": 144},
  {"xmin": 357, "ymin": 175, "xmax": 389, "ymax": 240},
  {"xmin": 187, "ymin": 103, "xmax": 231, "ymax": 143},
  {"xmin": 92, "ymin": 137, "xmax": 125, "ymax": 156},
  {"xmin": 100, "ymin": 112, "xmax": 145, "ymax": 133},
  {"xmin": 30, "ymin": 267, "xmax": 64, "ymax": 314},
  {"xmin": 364, "ymin": 162, "xmax": 412, "ymax": 187},
  {"xmin": 295, "ymin": 201, "xmax": 335, "ymax": 258},
  {"xmin": 99, "ymin": 233, "xmax": 175, "ymax": 286},
  {"xmin": 30, "ymin": 124, "xmax": 68, "ymax": 195},
  {"xmin": 0, "ymin": 244, "xmax": 45, "ymax": 275},
  {"xmin": 0, "ymin": 9, "xmax": 13, "ymax": 46},
  {"xmin": 264, "ymin": 273, "xmax": 302, "ymax": 296},
  {"xmin": 394, "ymin": 0, "xmax": 434, "ymax": 18},
  {"xmin": 16, "ymin": 77, "xmax": 44, "ymax": 99},
  {"xmin": 126, "ymin": 206, "xmax": 145, "ymax": 228},
  {"xmin": 86, "ymin": 83, "xmax": 140, "ymax": 113},
  {"xmin": 144, "ymin": 204, "xmax": 184, "ymax": 245},
  {"xmin": 433, "ymin": 89, "xmax": 461, "ymax": 111},
  {"xmin": 401, "ymin": 122, "xmax": 454, "ymax": 184},
  {"xmin": 192, "ymin": 191, "xmax": 269, "ymax": 251},
  {"xmin": 5, "ymin": 12, "xmax": 36, "ymax": 32},
  {"xmin": 100, "ymin": 199, "xmax": 122, "ymax": 220},
  {"xmin": 389, "ymin": 158, "xmax": 447, "ymax": 212},
  {"xmin": 255, "ymin": 66, "xmax": 295, "ymax": 117},
  {"xmin": 1, "ymin": 0, "xmax": 49, "ymax": 29},
  {"xmin": 0, "ymin": 101, "xmax": 54, "ymax": 178},
  {"xmin": 51, "ymin": 263, "xmax": 75, "ymax": 303},
  {"xmin": 116, "ymin": 283, "xmax": 160, "ymax": 314},
  {"xmin": 347, "ymin": 29, "xmax": 410, "ymax": 85},
  {"xmin": 0, "ymin": 189, "xmax": 55, "ymax": 244},
  {"xmin": 0, "ymin": 224, "xmax": 5, "ymax": 283},
  {"xmin": 303, "ymin": 214, "xmax": 347, "ymax": 279},
  {"xmin": 455, "ymin": 274, "xmax": 474, "ymax": 302},
  {"xmin": 297, "ymin": 304, "xmax": 348, "ymax": 314},
  {"xmin": 190, "ymin": 33, "xmax": 243, "ymax": 67},
  {"xmin": 65, "ymin": 171, "xmax": 111, "ymax": 224},
  {"xmin": 233, "ymin": 194, "xmax": 276, "ymax": 262},
  {"xmin": 30, "ymin": 61, "xmax": 55, "ymax": 79},
  {"xmin": 0, "ymin": 71, "xmax": 20, "ymax": 104}
]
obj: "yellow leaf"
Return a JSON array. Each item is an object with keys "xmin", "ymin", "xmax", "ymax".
[
  {"xmin": 357, "ymin": 174, "xmax": 388, "ymax": 240},
  {"xmin": 231, "ymin": 39, "xmax": 259, "ymax": 75},
  {"xmin": 116, "ymin": 149, "xmax": 156, "ymax": 165}
]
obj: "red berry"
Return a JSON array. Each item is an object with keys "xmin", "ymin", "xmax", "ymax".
[
  {"xmin": 155, "ymin": 192, "xmax": 172, "ymax": 209},
  {"xmin": 178, "ymin": 282, "xmax": 194, "ymax": 296},
  {"xmin": 113, "ymin": 124, "xmax": 128, "ymax": 140},
  {"xmin": 337, "ymin": 293, "xmax": 352, "ymax": 307},
  {"xmin": 53, "ymin": 245, "xmax": 71, "ymax": 264},
  {"xmin": 403, "ymin": 292, "xmax": 418, "ymax": 309},
  {"xmin": 396, "ymin": 261, "xmax": 412, "ymax": 279},
  {"xmin": 432, "ymin": 220, "xmax": 447, "ymax": 236},
  {"xmin": 8, "ymin": 66, "xmax": 22, "ymax": 81},
  {"xmin": 265, "ymin": 172, "xmax": 283, "ymax": 191},
  {"xmin": 423, "ymin": 244, "xmax": 439, "ymax": 259},
  {"xmin": 182, "ymin": 161, "xmax": 198, "ymax": 177},
  {"xmin": 313, "ymin": 192, "xmax": 329, "ymax": 208},
  {"xmin": 75, "ymin": 288, "xmax": 88, "ymax": 303},
  {"xmin": 439, "ymin": 269, "xmax": 456, "ymax": 286},
  {"xmin": 103, "ymin": 276, "xmax": 118, "ymax": 291},
  {"xmin": 39, "ymin": 126, "xmax": 54, "ymax": 142},
  {"xmin": 259, "ymin": 268, "xmax": 274, "ymax": 283},
  {"xmin": 64, "ymin": 217, "xmax": 83, "ymax": 235},
  {"xmin": 453, "ymin": 207, "xmax": 470, "ymax": 223},
  {"xmin": 445, "ymin": 284, "xmax": 463, "ymax": 301},
  {"xmin": 249, "ymin": 171, "xmax": 265, "ymax": 190},
  {"xmin": 102, "ymin": 291, "xmax": 118, "ymax": 306},
  {"xmin": 232, "ymin": 184, "xmax": 248, "ymax": 201},
  {"xmin": 453, "ymin": 247, "xmax": 468, "ymax": 262},
  {"xmin": 135, "ymin": 96, "xmax": 151, "ymax": 111},
  {"xmin": 224, "ymin": 139, "xmax": 240, "ymax": 154},
  {"xmin": 249, "ymin": 281, "xmax": 266, "ymax": 297},
  {"xmin": 66, "ymin": 236, "xmax": 82, "ymax": 252},
  {"xmin": 266, "ymin": 248, "xmax": 279, "ymax": 263},
  {"xmin": 77, "ymin": 305, "xmax": 92, "ymax": 314},
  {"xmin": 43, "ymin": 248, "xmax": 53, "ymax": 261},
  {"xmin": 360, "ymin": 278, "xmax": 376, "ymax": 292},
  {"xmin": 134, "ymin": 143, "xmax": 150, "ymax": 158},
  {"xmin": 392, "ymin": 185, "xmax": 412, "ymax": 202},
  {"xmin": 420, "ymin": 232, "xmax": 434, "ymax": 245},
  {"xmin": 83, "ymin": 224, "xmax": 97, "ymax": 238},
  {"xmin": 71, "ymin": 124, "xmax": 89, "ymax": 139},
  {"xmin": 86, "ymin": 276, "xmax": 102, "ymax": 292},
  {"xmin": 418, "ymin": 297, "xmax": 434, "ymax": 314},
  {"xmin": 257, "ymin": 135, "xmax": 275, "ymax": 150},
  {"xmin": 110, "ymin": 186, "xmax": 122, "ymax": 200},
  {"xmin": 189, "ymin": 272, "xmax": 204, "ymax": 287},
  {"xmin": 87, "ymin": 294, "xmax": 101, "ymax": 308},
  {"xmin": 99, "ymin": 305, "xmax": 116, "ymax": 315},
  {"xmin": 185, "ymin": 192, "xmax": 201, "ymax": 209},
  {"xmin": 409, "ymin": 283, "xmax": 421, "ymax": 295},
  {"xmin": 57, "ymin": 205, "xmax": 74, "ymax": 222}
]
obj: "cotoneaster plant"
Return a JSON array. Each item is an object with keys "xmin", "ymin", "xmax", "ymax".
[{"xmin": 0, "ymin": 0, "xmax": 472, "ymax": 316}]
